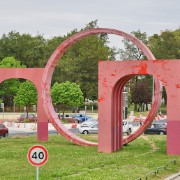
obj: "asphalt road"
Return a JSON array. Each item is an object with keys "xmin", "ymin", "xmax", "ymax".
[{"xmin": 5, "ymin": 121, "xmax": 140, "ymax": 137}]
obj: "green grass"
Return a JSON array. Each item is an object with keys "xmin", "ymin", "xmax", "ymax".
[{"xmin": 0, "ymin": 134, "xmax": 179, "ymax": 180}]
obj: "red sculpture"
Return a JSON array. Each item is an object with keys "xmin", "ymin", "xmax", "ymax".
[
  {"xmin": 0, "ymin": 28, "xmax": 179, "ymax": 155},
  {"xmin": 98, "ymin": 60, "xmax": 180, "ymax": 154}
]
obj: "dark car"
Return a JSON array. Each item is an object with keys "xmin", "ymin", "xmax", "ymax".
[
  {"xmin": 58, "ymin": 114, "xmax": 78, "ymax": 123},
  {"xmin": 17, "ymin": 113, "xmax": 37, "ymax": 122},
  {"xmin": 152, "ymin": 119, "xmax": 167, "ymax": 126},
  {"xmin": 144, "ymin": 123, "xmax": 167, "ymax": 135},
  {"xmin": 0, "ymin": 123, "xmax": 8, "ymax": 137}
]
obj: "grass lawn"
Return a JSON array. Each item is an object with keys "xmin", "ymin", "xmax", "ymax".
[{"xmin": 0, "ymin": 134, "xmax": 179, "ymax": 180}]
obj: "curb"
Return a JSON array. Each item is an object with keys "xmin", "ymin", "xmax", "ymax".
[{"xmin": 164, "ymin": 172, "xmax": 180, "ymax": 180}]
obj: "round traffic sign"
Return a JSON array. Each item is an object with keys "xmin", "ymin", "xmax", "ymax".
[{"xmin": 27, "ymin": 145, "xmax": 48, "ymax": 166}]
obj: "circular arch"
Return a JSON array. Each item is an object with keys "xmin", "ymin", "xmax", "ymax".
[{"xmin": 42, "ymin": 28, "xmax": 162, "ymax": 146}]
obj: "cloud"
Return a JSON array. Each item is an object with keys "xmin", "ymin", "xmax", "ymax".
[{"xmin": 0, "ymin": 0, "xmax": 179, "ymax": 39}]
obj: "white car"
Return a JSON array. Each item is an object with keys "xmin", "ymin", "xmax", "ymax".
[
  {"xmin": 78, "ymin": 120, "xmax": 132, "ymax": 135},
  {"xmin": 78, "ymin": 122, "xmax": 98, "ymax": 134},
  {"xmin": 123, "ymin": 120, "xmax": 132, "ymax": 135},
  {"xmin": 80, "ymin": 118, "xmax": 98, "ymax": 128}
]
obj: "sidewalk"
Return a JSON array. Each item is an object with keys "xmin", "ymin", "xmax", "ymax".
[
  {"xmin": 164, "ymin": 172, "xmax": 180, "ymax": 180},
  {"xmin": 4, "ymin": 121, "xmax": 76, "ymax": 133}
]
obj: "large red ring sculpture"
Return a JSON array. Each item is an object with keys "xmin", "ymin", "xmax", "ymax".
[{"xmin": 42, "ymin": 28, "xmax": 162, "ymax": 147}]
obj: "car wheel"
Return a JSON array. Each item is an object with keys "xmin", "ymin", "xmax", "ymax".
[
  {"xmin": 160, "ymin": 132, "xmax": 164, "ymax": 135},
  {"xmin": 4, "ymin": 132, "xmax": 8, "ymax": 137},
  {"xmin": 83, "ymin": 130, "xmax": 89, "ymax": 134}
]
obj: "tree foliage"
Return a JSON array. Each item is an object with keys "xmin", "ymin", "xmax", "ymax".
[
  {"xmin": 119, "ymin": 30, "xmax": 153, "ymax": 111},
  {"xmin": 119, "ymin": 29, "xmax": 148, "ymax": 60},
  {"xmin": 148, "ymin": 29, "xmax": 180, "ymax": 59},
  {"xmin": 131, "ymin": 80, "xmax": 152, "ymax": 111},
  {"xmin": 13, "ymin": 81, "xmax": 37, "ymax": 114},
  {"xmin": 51, "ymin": 81, "xmax": 84, "ymax": 114},
  {"xmin": 148, "ymin": 28, "xmax": 180, "ymax": 105},
  {"xmin": 0, "ymin": 21, "xmax": 117, "ymax": 101},
  {"xmin": 0, "ymin": 22, "xmax": 179, "ymax": 111},
  {"xmin": 51, "ymin": 20, "xmax": 117, "ymax": 100},
  {"xmin": 0, "ymin": 32, "xmax": 47, "ymax": 67}
]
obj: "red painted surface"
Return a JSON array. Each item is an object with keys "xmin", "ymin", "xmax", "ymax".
[
  {"xmin": 0, "ymin": 68, "xmax": 48, "ymax": 141},
  {"xmin": 41, "ymin": 28, "xmax": 162, "ymax": 148},
  {"xmin": 99, "ymin": 60, "xmax": 180, "ymax": 154},
  {"xmin": 0, "ymin": 28, "xmax": 179, "ymax": 155}
]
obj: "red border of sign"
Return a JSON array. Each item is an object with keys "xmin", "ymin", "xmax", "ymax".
[{"xmin": 27, "ymin": 145, "xmax": 48, "ymax": 166}]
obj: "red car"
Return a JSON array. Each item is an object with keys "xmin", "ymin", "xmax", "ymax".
[
  {"xmin": 0, "ymin": 123, "xmax": 8, "ymax": 137},
  {"xmin": 17, "ymin": 113, "xmax": 37, "ymax": 122}
]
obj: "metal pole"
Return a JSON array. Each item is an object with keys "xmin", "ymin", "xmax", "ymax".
[
  {"xmin": 85, "ymin": 106, "xmax": 87, "ymax": 121},
  {"xmin": 24, "ymin": 106, "xmax": 26, "ymax": 128},
  {"xmin": 2, "ymin": 106, "xmax": 4, "ymax": 121},
  {"xmin": 36, "ymin": 166, "xmax": 39, "ymax": 180},
  {"xmin": 123, "ymin": 107, "xmax": 125, "ymax": 120}
]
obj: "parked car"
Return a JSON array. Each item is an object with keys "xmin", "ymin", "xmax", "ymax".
[
  {"xmin": 78, "ymin": 120, "xmax": 132, "ymax": 135},
  {"xmin": 144, "ymin": 123, "xmax": 167, "ymax": 135},
  {"xmin": 58, "ymin": 114, "xmax": 78, "ymax": 123},
  {"xmin": 17, "ymin": 113, "xmax": 37, "ymax": 122},
  {"xmin": 152, "ymin": 119, "xmax": 167, "ymax": 126},
  {"xmin": 0, "ymin": 123, "xmax": 8, "ymax": 137},
  {"xmin": 78, "ymin": 122, "xmax": 98, "ymax": 134},
  {"xmin": 80, "ymin": 118, "xmax": 98, "ymax": 127},
  {"xmin": 72, "ymin": 114, "xmax": 91, "ymax": 123},
  {"xmin": 123, "ymin": 120, "xmax": 132, "ymax": 135}
]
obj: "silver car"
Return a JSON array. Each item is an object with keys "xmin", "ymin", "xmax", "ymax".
[
  {"xmin": 80, "ymin": 118, "xmax": 98, "ymax": 128},
  {"xmin": 78, "ymin": 122, "xmax": 98, "ymax": 134},
  {"xmin": 79, "ymin": 121, "xmax": 132, "ymax": 135}
]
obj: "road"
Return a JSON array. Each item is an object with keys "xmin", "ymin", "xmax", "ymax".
[{"xmin": 5, "ymin": 121, "xmax": 140, "ymax": 137}]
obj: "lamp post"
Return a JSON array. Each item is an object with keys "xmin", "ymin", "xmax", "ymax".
[
  {"xmin": 123, "ymin": 92, "xmax": 128, "ymax": 119},
  {"xmin": 1, "ymin": 103, "xmax": 4, "ymax": 121},
  {"xmin": 85, "ymin": 105, "xmax": 87, "ymax": 121}
]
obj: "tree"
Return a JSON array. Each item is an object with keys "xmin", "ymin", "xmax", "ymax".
[
  {"xmin": 0, "ymin": 31, "xmax": 47, "ymax": 67},
  {"xmin": 0, "ymin": 21, "xmax": 117, "ymax": 101},
  {"xmin": 131, "ymin": 80, "xmax": 152, "ymax": 112},
  {"xmin": 51, "ymin": 81, "xmax": 84, "ymax": 116},
  {"xmin": 148, "ymin": 28, "xmax": 180, "ymax": 105},
  {"xmin": 0, "ymin": 57, "xmax": 26, "ymax": 109},
  {"xmin": 119, "ymin": 30, "xmax": 153, "ymax": 110},
  {"xmin": 51, "ymin": 20, "xmax": 117, "ymax": 100},
  {"xmin": 148, "ymin": 28, "xmax": 180, "ymax": 59},
  {"xmin": 119, "ymin": 29, "xmax": 148, "ymax": 60},
  {"xmin": 13, "ymin": 81, "xmax": 37, "ymax": 115}
]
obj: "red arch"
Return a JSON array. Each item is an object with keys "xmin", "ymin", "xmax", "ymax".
[
  {"xmin": 0, "ymin": 68, "xmax": 49, "ymax": 141},
  {"xmin": 42, "ymin": 28, "xmax": 162, "ymax": 147},
  {"xmin": 0, "ymin": 68, "xmax": 44, "ymax": 93}
]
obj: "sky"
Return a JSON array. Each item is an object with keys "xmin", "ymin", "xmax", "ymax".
[{"xmin": 0, "ymin": 0, "xmax": 179, "ymax": 48}]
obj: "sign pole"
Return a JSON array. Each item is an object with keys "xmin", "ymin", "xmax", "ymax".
[
  {"xmin": 27, "ymin": 145, "xmax": 48, "ymax": 179},
  {"xmin": 36, "ymin": 166, "xmax": 39, "ymax": 180}
]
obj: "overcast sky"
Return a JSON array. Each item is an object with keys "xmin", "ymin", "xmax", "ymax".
[{"xmin": 0, "ymin": 0, "xmax": 179, "ymax": 47}]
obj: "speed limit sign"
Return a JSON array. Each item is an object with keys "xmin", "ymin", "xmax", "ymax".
[{"xmin": 27, "ymin": 145, "xmax": 48, "ymax": 166}]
